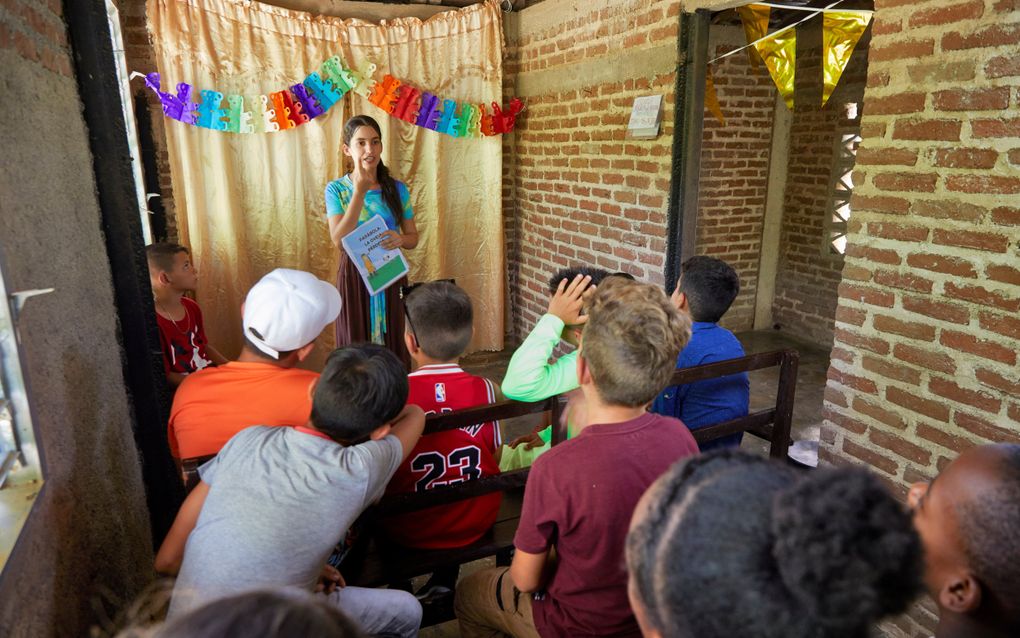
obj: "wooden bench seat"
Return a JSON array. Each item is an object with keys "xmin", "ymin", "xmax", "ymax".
[
  {"xmin": 177, "ymin": 347, "xmax": 801, "ymax": 627},
  {"xmin": 344, "ymin": 488, "xmax": 523, "ymax": 588},
  {"xmin": 342, "ymin": 348, "xmax": 800, "ymax": 608}
]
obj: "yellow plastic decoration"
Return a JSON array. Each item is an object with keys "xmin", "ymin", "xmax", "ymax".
[
  {"xmin": 822, "ymin": 11, "xmax": 872, "ymax": 106},
  {"xmin": 756, "ymin": 29, "xmax": 796, "ymax": 110},
  {"xmin": 736, "ymin": 4, "xmax": 770, "ymax": 69},
  {"xmin": 705, "ymin": 65, "xmax": 726, "ymax": 126}
]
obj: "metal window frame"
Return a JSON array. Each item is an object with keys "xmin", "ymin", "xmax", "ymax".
[{"xmin": 0, "ymin": 258, "xmax": 42, "ymax": 490}]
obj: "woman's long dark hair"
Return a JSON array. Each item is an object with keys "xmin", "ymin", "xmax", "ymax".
[{"xmin": 343, "ymin": 115, "xmax": 403, "ymax": 222}]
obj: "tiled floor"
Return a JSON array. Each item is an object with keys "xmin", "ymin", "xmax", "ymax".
[{"xmin": 421, "ymin": 329, "xmax": 831, "ymax": 636}]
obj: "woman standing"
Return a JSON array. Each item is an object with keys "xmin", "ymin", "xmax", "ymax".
[{"xmin": 326, "ymin": 115, "xmax": 418, "ymax": 368}]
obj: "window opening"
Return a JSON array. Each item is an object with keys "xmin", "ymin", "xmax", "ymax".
[{"xmin": 823, "ymin": 101, "xmax": 861, "ymax": 256}]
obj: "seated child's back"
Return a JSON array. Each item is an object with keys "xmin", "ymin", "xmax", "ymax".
[
  {"xmin": 157, "ymin": 344, "xmax": 425, "ymax": 637},
  {"xmin": 652, "ymin": 256, "xmax": 749, "ymax": 449},
  {"xmin": 382, "ymin": 282, "xmax": 501, "ymax": 549}
]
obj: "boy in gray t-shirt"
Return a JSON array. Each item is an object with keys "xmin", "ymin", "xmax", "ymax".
[{"xmin": 156, "ymin": 344, "xmax": 426, "ymax": 637}]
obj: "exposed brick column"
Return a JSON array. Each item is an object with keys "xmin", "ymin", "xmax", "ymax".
[{"xmin": 822, "ymin": 1, "xmax": 1020, "ymax": 632}]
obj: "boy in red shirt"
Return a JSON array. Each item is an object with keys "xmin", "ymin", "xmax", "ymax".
[
  {"xmin": 146, "ymin": 243, "xmax": 226, "ymax": 387},
  {"xmin": 381, "ymin": 281, "xmax": 502, "ymax": 592},
  {"xmin": 456, "ymin": 277, "xmax": 697, "ymax": 638}
]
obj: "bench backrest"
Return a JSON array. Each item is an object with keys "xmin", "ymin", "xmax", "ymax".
[
  {"xmin": 373, "ymin": 348, "xmax": 799, "ymax": 517},
  {"xmin": 180, "ymin": 348, "xmax": 799, "ymax": 506}
]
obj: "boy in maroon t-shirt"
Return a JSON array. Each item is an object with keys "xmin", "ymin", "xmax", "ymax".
[
  {"xmin": 455, "ymin": 278, "xmax": 698, "ymax": 638},
  {"xmin": 147, "ymin": 243, "xmax": 226, "ymax": 387}
]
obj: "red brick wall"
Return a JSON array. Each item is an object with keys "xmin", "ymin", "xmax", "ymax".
[
  {"xmin": 821, "ymin": 1, "xmax": 1020, "ymax": 634},
  {"xmin": 695, "ymin": 27, "xmax": 775, "ymax": 332},
  {"xmin": 0, "ymin": 0, "xmax": 72, "ymax": 76},
  {"xmin": 117, "ymin": 0, "xmax": 178, "ymax": 240},
  {"xmin": 505, "ymin": 0, "xmax": 678, "ymax": 337},
  {"xmin": 771, "ymin": 24, "xmax": 870, "ymax": 347}
]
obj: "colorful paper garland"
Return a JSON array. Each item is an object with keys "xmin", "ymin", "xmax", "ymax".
[{"xmin": 141, "ymin": 55, "xmax": 524, "ymax": 137}]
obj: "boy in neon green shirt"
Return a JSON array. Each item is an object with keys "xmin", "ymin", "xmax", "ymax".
[{"xmin": 500, "ymin": 268, "xmax": 627, "ymax": 467}]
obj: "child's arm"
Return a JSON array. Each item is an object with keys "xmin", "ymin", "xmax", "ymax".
[
  {"xmin": 387, "ymin": 404, "xmax": 426, "ymax": 462},
  {"xmin": 166, "ymin": 371, "xmax": 188, "ymax": 388},
  {"xmin": 486, "ymin": 379, "xmax": 505, "ymax": 464},
  {"xmin": 501, "ymin": 275, "xmax": 591, "ymax": 401},
  {"xmin": 154, "ymin": 480, "xmax": 210, "ymax": 575},
  {"xmin": 510, "ymin": 547, "xmax": 553, "ymax": 593}
]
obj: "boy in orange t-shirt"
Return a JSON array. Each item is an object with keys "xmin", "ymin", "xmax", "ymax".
[{"xmin": 168, "ymin": 268, "xmax": 341, "ymax": 460}]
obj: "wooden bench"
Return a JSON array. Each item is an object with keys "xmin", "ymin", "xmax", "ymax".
[
  {"xmin": 177, "ymin": 347, "xmax": 800, "ymax": 621},
  {"xmin": 343, "ymin": 348, "xmax": 800, "ymax": 598}
]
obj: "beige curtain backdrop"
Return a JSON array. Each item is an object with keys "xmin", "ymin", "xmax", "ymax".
[{"xmin": 146, "ymin": 0, "xmax": 505, "ymax": 368}]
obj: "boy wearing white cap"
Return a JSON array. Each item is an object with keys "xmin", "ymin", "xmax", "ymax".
[{"xmin": 168, "ymin": 268, "xmax": 342, "ymax": 461}]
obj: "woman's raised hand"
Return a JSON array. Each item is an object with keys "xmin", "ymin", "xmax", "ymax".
[{"xmin": 351, "ymin": 161, "xmax": 375, "ymax": 194}]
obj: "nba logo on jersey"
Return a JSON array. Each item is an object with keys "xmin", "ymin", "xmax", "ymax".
[{"xmin": 435, "ymin": 383, "xmax": 447, "ymax": 403}]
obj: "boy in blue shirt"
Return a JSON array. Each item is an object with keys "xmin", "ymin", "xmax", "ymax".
[{"xmin": 652, "ymin": 256, "xmax": 749, "ymax": 450}]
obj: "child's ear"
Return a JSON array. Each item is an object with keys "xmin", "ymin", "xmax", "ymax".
[
  {"xmin": 158, "ymin": 271, "xmax": 171, "ymax": 286},
  {"xmin": 403, "ymin": 331, "xmax": 418, "ymax": 355},
  {"xmin": 341, "ymin": 143, "xmax": 352, "ymax": 157},
  {"xmin": 676, "ymin": 291, "xmax": 689, "ymax": 312},
  {"xmin": 369, "ymin": 423, "xmax": 392, "ymax": 441},
  {"xmin": 307, "ymin": 379, "xmax": 318, "ymax": 402},
  {"xmin": 940, "ymin": 572, "xmax": 981, "ymax": 614},
  {"xmin": 576, "ymin": 348, "xmax": 593, "ymax": 386},
  {"xmin": 296, "ymin": 342, "xmax": 316, "ymax": 362}
]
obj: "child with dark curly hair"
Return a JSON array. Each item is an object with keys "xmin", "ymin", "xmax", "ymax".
[
  {"xmin": 909, "ymin": 443, "xmax": 1020, "ymax": 638},
  {"xmin": 626, "ymin": 450, "xmax": 924, "ymax": 638}
]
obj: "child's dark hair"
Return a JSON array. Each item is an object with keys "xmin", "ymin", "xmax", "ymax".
[
  {"xmin": 153, "ymin": 588, "xmax": 365, "ymax": 637},
  {"xmin": 405, "ymin": 281, "xmax": 473, "ymax": 362},
  {"xmin": 311, "ymin": 344, "xmax": 408, "ymax": 443},
  {"xmin": 626, "ymin": 450, "xmax": 923, "ymax": 638},
  {"xmin": 343, "ymin": 115, "xmax": 403, "ymax": 221},
  {"xmin": 547, "ymin": 266, "xmax": 633, "ymax": 293},
  {"xmin": 242, "ymin": 336, "xmax": 297, "ymax": 362},
  {"xmin": 146, "ymin": 242, "xmax": 189, "ymax": 273},
  {"xmin": 956, "ymin": 444, "xmax": 1020, "ymax": 621},
  {"xmin": 678, "ymin": 256, "xmax": 740, "ymax": 323}
]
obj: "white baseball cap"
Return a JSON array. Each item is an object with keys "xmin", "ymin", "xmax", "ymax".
[{"xmin": 242, "ymin": 268, "xmax": 342, "ymax": 359}]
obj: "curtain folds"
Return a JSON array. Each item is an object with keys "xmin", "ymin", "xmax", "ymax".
[{"xmin": 147, "ymin": 0, "xmax": 505, "ymax": 366}]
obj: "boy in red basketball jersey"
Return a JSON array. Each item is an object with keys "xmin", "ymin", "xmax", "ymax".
[{"xmin": 381, "ymin": 281, "xmax": 502, "ymax": 561}]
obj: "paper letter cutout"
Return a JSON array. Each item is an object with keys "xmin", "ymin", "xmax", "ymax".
[
  {"xmin": 436, "ymin": 99, "xmax": 461, "ymax": 137},
  {"xmin": 392, "ymin": 85, "xmax": 421, "ymax": 123},
  {"xmin": 416, "ymin": 92, "xmax": 441, "ymax": 129},
  {"xmin": 350, "ymin": 61, "xmax": 378, "ymax": 98},
  {"xmin": 291, "ymin": 82, "xmax": 324, "ymax": 120},
  {"xmin": 478, "ymin": 103, "xmax": 495, "ymax": 136},
  {"xmin": 304, "ymin": 71, "xmax": 345, "ymax": 113},
  {"xmin": 368, "ymin": 75, "xmax": 402, "ymax": 114},
  {"xmin": 491, "ymin": 98, "xmax": 524, "ymax": 133},
  {"xmin": 175, "ymin": 84, "xmax": 199, "ymax": 126},
  {"xmin": 457, "ymin": 103, "xmax": 480, "ymax": 138},
  {"xmin": 258, "ymin": 95, "xmax": 280, "ymax": 133},
  {"xmin": 269, "ymin": 90, "xmax": 304, "ymax": 129},
  {"xmin": 197, "ymin": 90, "xmax": 228, "ymax": 131},
  {"xmin": 145, "ymin": 73, "xmax": 181, "ymax": 120},
  {"xmin": 321, "ymin": 56, "xmax": 354, "ymax": 93},
  {"xmin": 225, "ymin": 95, "xmax": 254, "ymax": 133}
]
